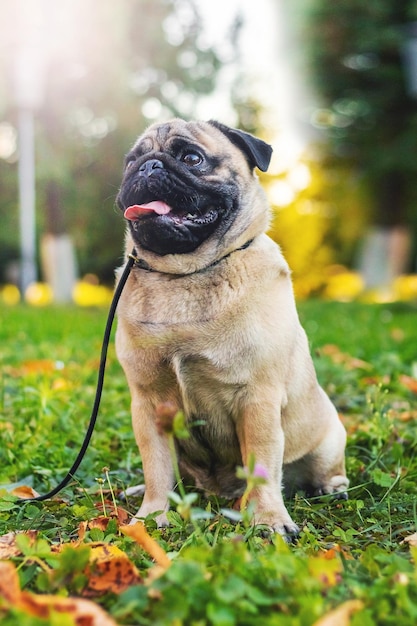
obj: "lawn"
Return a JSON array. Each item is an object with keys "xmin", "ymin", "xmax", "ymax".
[{"xmin": 1, "ymin": 300, "xmax": 417, "ymax": 625}]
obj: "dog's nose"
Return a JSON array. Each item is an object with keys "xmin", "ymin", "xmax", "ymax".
[{"xmin": 139, "ymin": 159, "xmax": 164, "ymax": 177}]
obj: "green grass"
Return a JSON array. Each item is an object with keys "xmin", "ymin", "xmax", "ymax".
[{"xmin": 1, "ymin": 301, "xmax": 417, "ymax": 625}]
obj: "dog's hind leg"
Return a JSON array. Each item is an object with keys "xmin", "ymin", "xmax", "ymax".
[{"xmin": 284, "ymin": 401, "xmax": 349, "ymax": 499}]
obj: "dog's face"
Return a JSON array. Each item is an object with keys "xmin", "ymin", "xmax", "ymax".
[{"xmin": 116, "ymin": 119, "xmax": 272, "ymax": 256}]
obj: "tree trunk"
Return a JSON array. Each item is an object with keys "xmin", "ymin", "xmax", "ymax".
[{"xmin": 357, "ymin": 226, "xmax": 412, "ymax": 289}]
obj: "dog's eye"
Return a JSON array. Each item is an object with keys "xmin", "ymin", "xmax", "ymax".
[{"xmin": 181, "ymin": 152, "xmax": 203, "ymax": 167}]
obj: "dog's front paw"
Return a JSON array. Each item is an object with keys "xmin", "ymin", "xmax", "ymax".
[
  {"xmin": 270, "ymin": 520, "xmax": 300, "ymax": 542},
  {"xmin": 254, "ymin": 508, "xmax": 300, "ymax": 541}
]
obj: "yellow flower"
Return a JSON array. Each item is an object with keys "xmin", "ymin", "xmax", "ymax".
[
  {"xmin": 393, "ymin": 275, "xmax": 417, "ymax": 301},
  {"xmin": 1, "ymin": 284, "xmax": 20, "ymax": 305},
  {"xmin": 25, "ymin": 282, "xmax": 54, "ymax": 306},
  {"xmin": 72, "ymin": 281, "xmax": 113, "ymax": 306},
  {"xmin": 322, "ymin": 270, "xmax": 364, "ymax": 302}
]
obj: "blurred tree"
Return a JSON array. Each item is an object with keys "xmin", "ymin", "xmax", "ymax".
[
  {"xmin": 305, "ymin": 0, "xmax": 417, "ymax": 286},
  {"xmin": 0, "ymin": 0, "xmax": 224, "ymax": 286}
]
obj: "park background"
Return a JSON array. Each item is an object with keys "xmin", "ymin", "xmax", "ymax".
[
  {"xmin": 2, "ymin": 3, "xmax": 417, "ymax": 625},
  {"xmin": 1, "ymin": 0, "xmax": 417, "ymax": 305}
]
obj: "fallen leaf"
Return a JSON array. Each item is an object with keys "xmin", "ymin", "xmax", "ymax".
[
  {"xmin": 390, "ymin": 328, "xmax": 405, "ymax": 342},
  {"xmin": 0, "ymin": 530, "xmax": 38, "ymax": 559},
  {"xmin": 0, "ymin": 532, "xmax": 21, "ymax": 559},
  {"xmin": 0, "ymin": 561, "xmax": 119, "ymax": 625},
  {"xmin": 399, "ymin": 375, "xmax": 417, "ymax": 394},
  {"xmin": 93, "ymin": 503, "xmax": 130, "ymax": 525},
  {"xmin": 12, "ymin": 485, "xmax": 41, "ymax": 499},
  {"xmin": 15, "ymin": 359, "xmax": 57, "ymax": 375},
  {"xmin": 361, "ymin": 375, "xmax": 391, "ymax": 386},
  {"xmin": 77, "ymin": 520, "xmax": 88, "ymax": 544},
  {"xmin": 0, "ymin": 561, "xmax": 21, "ymax": 604},
  {"xmin": 22, "ymin": 594, "xmax": 119, "ymax": 624},
  {"xmin": 313, "ymin": 600, "xmax": 364, "ymax": 626},
  {"xmin": 121, "ymin": 522, "xmax": 171, "ymax": 569},
  {"xmin": 84, "ymin": 544, "xmax": 141, "ymax": 596},
  {"xmin": 320, "ymin": 544, "xmax": 353, "ymax": 561},
  {"xmin": 308, "ymin": 552, "xmax": 344, "ymax": 587},
  {"xmin": 401, "ymin": 532, "xmax": 417, "ymax": 547},
  {"xmin": 320, "ymin": 345, "xmax": 372, "ymax": 371},
  {"xmin": 397, "ymin": 411, "xmax": 417, "ymax": 422},
  {"xmin": 74, "ymin": 512, "xmax": 129, "ymax": 545},
  {"xmin": 89, "ymin": 516, "xmax": 114, "ymax": 532}
]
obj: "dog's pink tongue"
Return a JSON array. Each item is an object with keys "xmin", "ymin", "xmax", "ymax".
[{"xmin": 124, "ymin": 201, "xmax": 171, "ymax": 220}]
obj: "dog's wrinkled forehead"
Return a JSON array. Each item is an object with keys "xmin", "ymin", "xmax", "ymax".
[
  {"xmin": 133, "ymin": 119, "xmax": 245, "ymax": 162},
  {"xmin": 134, "ymin": 121, "xmax": 176, "ymax": 152}
]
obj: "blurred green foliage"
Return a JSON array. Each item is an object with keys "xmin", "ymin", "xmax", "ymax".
[{"xmin": 304, "ymin": 0, "xmax": 417, "ymax": 231}]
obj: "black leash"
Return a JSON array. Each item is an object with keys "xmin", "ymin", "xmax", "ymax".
[{"xmin": 23, "ymin": 250, "xmax": 137, "ymax": 502}]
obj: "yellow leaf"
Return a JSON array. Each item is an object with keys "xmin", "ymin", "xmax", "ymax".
[
  {"xmin": 84, "ymin": 544, "xmax": 141, "ymax": 596},
  {"xmin": 313, "ymin": 600, "xmax": 364, "ymax": 626},
  {"xmin": 121, "ymin": 522, "xmax": 171, "ymax": 569},
  {"xmin": 308, "ymin": 552, "xmax": 344, "ymax": 587}
]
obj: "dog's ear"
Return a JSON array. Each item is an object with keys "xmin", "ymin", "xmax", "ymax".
[{"xmin": 208, "ymin": 120, "xmax": 272, "ymax": 172}]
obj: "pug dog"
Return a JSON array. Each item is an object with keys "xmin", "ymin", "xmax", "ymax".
[{"xmin": 115, "ymin": 118, "xmax": 348, "ymax": 537}]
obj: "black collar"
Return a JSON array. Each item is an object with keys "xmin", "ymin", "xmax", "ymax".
[{"xmin": 129, "ymin": 239, "xmax": 254, "ymax": 277}]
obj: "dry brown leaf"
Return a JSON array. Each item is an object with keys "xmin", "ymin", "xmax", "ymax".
[
  {"xmin": 115, "ymin": 507, "xmax": 130, "ymax": 525},
  {"xmin": 313, "ymin": 600, "xmax": 364, "ymax": 626},
  {"xmin": 93, "ymin": 501, "xmax": 130, "ymax": 525},
  {"xmin": 77, "ymin": 520, "xmax": 88, "ymax": 544},
  {"xmin": 321, "ymin": 345, "xmax": 371, "ymax": 371},
  {"xmin": 121, "ymin": 521, "xmax": 171, "ymax": 569},
  {"xmin": 399, "ymin": 375, "xmax": 417, "ymax": 394},
  {"xmin": 397, "ymin": 410, "xmax": 417, "ymax": 422},
  {"xmin": 83, "ymin": 544, "xmax": 141, "ymax": 596},
  {"xmin": 0, "ymin": 532, "xmax": 22, "ymax": 559},
  {"xmin": 89, "ymin": 516, "xmax": 113, "ymax": 532},
  {"xmin": 0, "ymin": 560, "xmax": 119, "ymax": 625},
  {"xmin": 0, "ymin": 530, "xmax": 38, "ymax": 559},
  {"xmin": 12, "ymin": 485, "xmax": 41, "ymax": 499},
  {"xmin": 361, "ymin": 375, "xmax": 391, "ymax": 386},
  {"xmin": 0, "ymin": 561, "xmax": 21, "ymax": 604},
  {"xmin": 75, "ymin": 511, "xmax": 128, "ymax": 546}
]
